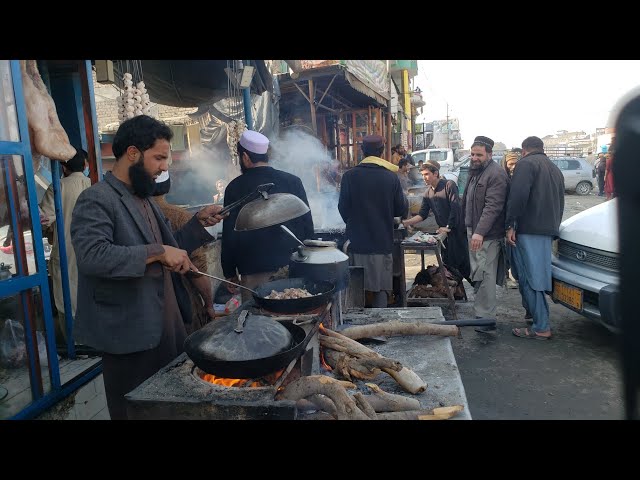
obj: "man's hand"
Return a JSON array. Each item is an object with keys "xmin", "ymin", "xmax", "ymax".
[
  {"xmin": 437, "ymin": 226, "xmax": 451, "ymax": 235},
  {"xmin": 157, "ymin": 245, "xmax": 196, "ymax": 274},
  {"xmin": 470, "ymin": 233, "xmax": 484, "ymax": 252},
  {"xmin": 506, "ymin": 228, "xmax": 516, "ymax": 246},
  {"xmin": 225, "ymin": 275, "xmax": 240, "ymax": 294},
  {"xmin": 196, "ymin": 204, "xmax": 227, "ymax": 227}
]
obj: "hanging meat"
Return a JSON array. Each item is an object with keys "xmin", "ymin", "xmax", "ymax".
[{"xmin": 20, "ymin": 60, "xmax": 76, "ymax": 162}]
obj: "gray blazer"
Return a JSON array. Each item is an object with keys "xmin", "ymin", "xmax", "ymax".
[{"xmin": 70, "ymin": 172, "xmax": 213, "ymax": 354}]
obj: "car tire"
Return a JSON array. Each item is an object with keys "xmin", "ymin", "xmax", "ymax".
[{"xmin": 575, "ymin": 181, "xmax": 592, "ymax": 196}]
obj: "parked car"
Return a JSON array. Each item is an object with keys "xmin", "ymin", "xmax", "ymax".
[
  {"xmin": 550, "ymin": 199, "xmax": 620, "ymax": 332},
  {"xmin": 549, "ymin": 157, "xmax": 594, "ymax": 195},
  {"xmin": 411, "ymin": 148, "xmax": 457, "ymax": 173}
]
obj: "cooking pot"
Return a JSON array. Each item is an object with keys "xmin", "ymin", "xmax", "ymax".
[
  {"xmin": 252, "ymin": 277, "xmax": 335, "ymax": 314},
  {"xmin": 184, "ymin": 309, "xmax": 308, "ymax": 378},
  {"xmin": 289, "ymin": 240, "xmax": 350, "ymax": 290}
]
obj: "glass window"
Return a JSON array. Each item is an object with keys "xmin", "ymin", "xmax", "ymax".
[
  {"xmin": 0, "ymin": 286, "xmax": 53, "ymax": 419},
  {"xmin": 0, "ymin": 60, "xmax": 20, "ymax": 143},
  {"xmin": 568, "ymin": 160, "xmax": 581, "ymax": 170},
  {"xmin": 412, "ymin": 152, "xmax": 426, "ymax": 163},
  {"xmin": 556, "ymin": 160, "xmax": 569, "ymax": 170},
  {"xmin": 429, "ymin": 151, "xmax": 447, "ymax": 162},
  {"xmin": 0, "ymin": 155, "xmax": 39, "ymax": 276}
]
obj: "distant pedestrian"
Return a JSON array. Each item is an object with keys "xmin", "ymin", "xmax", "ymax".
[
  {"xmin": 604, "ymin": 151, "xmax": 616, "ymax": 200},
  {"xmin": 596, "ymin": 153, "xmax": 606, "ymax": 196}
]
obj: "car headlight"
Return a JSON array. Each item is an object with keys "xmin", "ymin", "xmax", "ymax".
[{"xmin": 552, "ymin": 239, "xmax": 559, "ymax": 256}]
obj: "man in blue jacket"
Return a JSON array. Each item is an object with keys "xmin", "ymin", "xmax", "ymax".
[{"xmin": 338, "ymin": 135, "xmax": 408, "ymax": 308}]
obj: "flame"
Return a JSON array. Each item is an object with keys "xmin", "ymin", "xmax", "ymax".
[
  {"xmin": 318, "ymin": 323, "xmax": 333, "ymax": 371},
  {"xmin": 199, "ymin": 369, "xmax": 285, "ymax": 388}
]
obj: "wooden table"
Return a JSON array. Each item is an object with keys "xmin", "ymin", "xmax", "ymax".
[{"xmin": 398, "ymin": 232, "xmax": 459, "ymax": 319}]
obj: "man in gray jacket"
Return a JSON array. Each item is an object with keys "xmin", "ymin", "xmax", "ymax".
[
  {"xmin": 461, "ymin": 136, "xmax": 509, "ymax": 331},
  {"xmin": 71, "ymin": 115, "xmax": 225, "ymax": 419},
  {"xmin": 507, "ymin": 136, "xmax": 564, "ymax": 340}
]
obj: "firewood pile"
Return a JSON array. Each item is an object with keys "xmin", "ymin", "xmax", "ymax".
[{"xmin": 276, "ymin": 322, "xmax": 465, "ymax": 420}]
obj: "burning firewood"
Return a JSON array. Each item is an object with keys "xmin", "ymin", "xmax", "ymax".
[
  {"xmin": 364, "ymin": 383, "xmax": 421, "ymax": 412},
  {"xmin": 320, "ymin": 328, "xmax": 427, "ymax": 394},
  {"xmin": 277, "ymin": 375, "xmax": 370, "ymax": 420},
  {"xmin": 338, "ymin": 321, "xmax": 459, "ymax": 340}
]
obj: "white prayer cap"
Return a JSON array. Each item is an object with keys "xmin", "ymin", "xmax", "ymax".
[
  {"xmin": 239, "ymin": 130, "xmax": 269, "ymax": 154},
  {"xmin": 156, "ymin": 171, "xmax": 170, "ymax": 183}
]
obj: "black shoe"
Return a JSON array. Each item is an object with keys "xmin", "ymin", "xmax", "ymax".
[{"xmin": 475, "ymin": 325, "xmax": 497, "ymax": 333}]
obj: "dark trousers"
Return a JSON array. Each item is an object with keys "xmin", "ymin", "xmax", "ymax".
[{"xmin": 598, "ymin": 172, "xmax": 605, "ymax": 195}]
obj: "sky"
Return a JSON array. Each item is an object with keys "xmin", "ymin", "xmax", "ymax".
[{"xmin": 413, "ymin": 60, "xmax": 640, "ymax": 149}]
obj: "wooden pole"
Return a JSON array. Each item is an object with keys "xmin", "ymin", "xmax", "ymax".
[
  {"xmin": 386, "ymin": 99, "xmax": 392, "ymax": 161},
  {"xmin": 309, "ymin": 79, "xmax": 317, "ymax": 135}
]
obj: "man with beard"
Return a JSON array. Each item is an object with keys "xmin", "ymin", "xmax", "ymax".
[
  {"xmin": 70, "ymin": 115, "xmax": 225, "ymax": 419},
  {"xmin": 221, "ymin": 130, "xmax": 314, "ymax": 303},
  {"xmin": 461, "ymin": 136, "xmax": 509, "ymax": 332}
]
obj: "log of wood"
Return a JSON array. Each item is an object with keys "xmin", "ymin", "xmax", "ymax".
[
  {"xmin": 419, "ymin": 405, "xmax": 464, "ymax": 420},
  {"xmin": 277, "ymin": 375, "xmax": 369, "ymax": 420},
  {"xmin": 339, "ymin": 320, "xmax": 458, "ymax": 339},
  {"xmin": 325, "ymin": 349, "xmax": 405, "ymax": 382},
  {"xmin": 364, "ymin": 383, "xmax": 421, "ymax": 412},
  {"xmin": 353, "ymin": 392, "xmax": 377, "ymax": 419},
  {"xmin": 321, "ymin": 328, "xmax": 427, "ymax": 394},
  {"xmin": 306, "ymin": 394, "xmax": 337, "ymax": 417}
]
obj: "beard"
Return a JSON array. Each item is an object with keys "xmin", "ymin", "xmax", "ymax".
[
  {"xmin": 240, "ymin": 160, "xmax": 249, "ymax": 174},
  {"xmin": 129, "ymin": 158, "xmax": 156, "ymax": 198}
]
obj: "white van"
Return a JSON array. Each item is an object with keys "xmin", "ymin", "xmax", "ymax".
[{"xmin": 411, "ymin": 148, "xmax": 456, "ymax": 172}]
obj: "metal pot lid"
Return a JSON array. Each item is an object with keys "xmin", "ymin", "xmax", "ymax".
[
  {"xmin": 303, "ymin": 239, "xmax": 337, "ymax": 247},
  {"xmin": 291, "ymin": 244, "xmax": 349, "ymax": 264},
  {"xmin": 234, "ymin": 193, "xmax": 310, "ymax": 232},
  {"xmin": 184, "ymin": 311, "xmax": 293, "ymax": 362}
]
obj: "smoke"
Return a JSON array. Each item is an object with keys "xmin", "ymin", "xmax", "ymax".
[
  {"xmin": 166, "ymin": 142, "xmax": 240, "ymax": 207},
  {"xmin": 269, "ymin": 129, "xmax": 345, "ymax": 231}
]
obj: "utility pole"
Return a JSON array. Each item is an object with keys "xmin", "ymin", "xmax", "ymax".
[{"xmin": 446, "ymin": 102, "xmax": 450, "ymax": 149}]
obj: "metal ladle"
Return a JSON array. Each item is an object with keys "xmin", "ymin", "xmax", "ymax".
[
  {"xmin": 280, "ymin": 225, "xmax": 305, "ymax": 247},
  {"xmin": 190, "ymin": 269, "xmax": 259, "ymax": 296}
]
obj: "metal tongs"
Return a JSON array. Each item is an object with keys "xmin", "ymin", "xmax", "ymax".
[{"xmin": 219, "ymin": 183, "xmax": 275, "ymax": 216}]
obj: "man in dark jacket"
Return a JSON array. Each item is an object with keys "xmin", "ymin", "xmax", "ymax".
[
  {"xmin": 338, "ymin": 135, "xmax": 408, "ymax": 308},
  {"xmin": 507, "ymin": 136, "xmax": 564, "ymax": 340},
  {"xmin": 221, "ymin": 130, "xmax": 314, "ymax": 303},
  {"xmin": 461, "ymin": 135, "xmax": 509, "ymax": 331}
]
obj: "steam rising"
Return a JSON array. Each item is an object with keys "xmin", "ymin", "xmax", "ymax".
[
  {"xmin": 270, "ymin": 130, "xmax": 345, "ymax": 231},
  {"xmin": 166, "ymin": 129, "xmax": 345, "ymax": 232}
]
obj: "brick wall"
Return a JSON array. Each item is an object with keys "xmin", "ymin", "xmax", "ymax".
[{"xmin": 92, "ymin": 70, "xmax": 197, "ymax": 133}]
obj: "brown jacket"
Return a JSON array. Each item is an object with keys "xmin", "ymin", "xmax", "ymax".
[{"xmin": 461, "ymin": 159, "xmax": 509, "ymax": 240}]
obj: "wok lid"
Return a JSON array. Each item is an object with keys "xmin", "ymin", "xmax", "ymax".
[{"xmin": 184, "ymin": 310, "xmax": 293, "ymax": 362}]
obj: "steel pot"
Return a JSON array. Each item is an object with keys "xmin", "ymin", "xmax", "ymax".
[{"xmin": 289, "ymin": 240, "xmax": 350, "ymax": 290}]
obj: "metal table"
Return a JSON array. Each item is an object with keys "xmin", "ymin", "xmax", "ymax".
[{"xmin": 399, "ymin": 232, "xmax": 459, "ymax": 319}]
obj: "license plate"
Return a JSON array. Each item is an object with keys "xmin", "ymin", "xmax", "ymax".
[{"xmin": 553, "ymin": 280, "xmax": 583, "ymax": 311}]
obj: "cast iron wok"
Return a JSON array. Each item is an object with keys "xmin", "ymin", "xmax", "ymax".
[
  {"xmin": 185, "ymin": 320, "xmax": 309, "ymax": 379},
  {"xmin": 252, "ymin": 278, "xmax": 335, "ymax": 314}
]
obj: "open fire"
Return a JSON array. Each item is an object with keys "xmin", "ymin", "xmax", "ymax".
[{"xmin": 197, "ymin": 368, "xmax": 285, "ymax": 388}]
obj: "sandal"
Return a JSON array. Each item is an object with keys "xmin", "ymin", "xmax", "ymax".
[{"xmin": 512, "ymin": 327, "xmax": 551, "ymax": 340}]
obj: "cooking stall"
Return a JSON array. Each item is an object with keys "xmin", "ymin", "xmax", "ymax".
[{"xmin": 125, "ymin": 186, "xmax": 471, "ymax": 420}]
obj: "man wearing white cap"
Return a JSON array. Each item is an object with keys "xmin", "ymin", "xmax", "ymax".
[{"xmin": 222, "ymin": 130, "xmax": 314, "ymax": 302}]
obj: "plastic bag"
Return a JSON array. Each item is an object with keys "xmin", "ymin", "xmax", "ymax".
[
  {"xmin": 0, "ymin": 319, "xmax": 49, "ymax": 369},
  {"xmin": 224, "ymin": 294, "xmax": 242, "ymax": 314}
]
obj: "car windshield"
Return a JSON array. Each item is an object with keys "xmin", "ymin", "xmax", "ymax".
[{"xmin": 429, "ymin": 151, "xmax": 448, "ymax": 162}]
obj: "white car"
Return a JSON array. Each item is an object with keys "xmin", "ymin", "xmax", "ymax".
[{"xmin": 550, "ymin": 199, "xmax": 620, "ymax": 332}]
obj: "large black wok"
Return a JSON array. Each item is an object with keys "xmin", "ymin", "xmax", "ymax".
[
  {"xmin": 184, "ymin": 312, "xmax": 310, "ymax": 378},
  {"xmin": 252, "ymin": 278, "xmax": 335, "ymax": 314}
]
